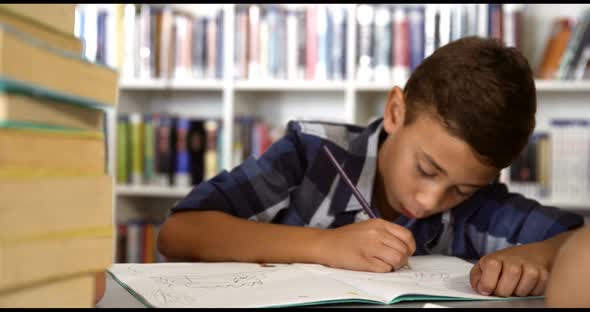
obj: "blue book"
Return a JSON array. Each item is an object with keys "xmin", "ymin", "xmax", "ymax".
[
  {"xmin": 408, "ymin": 6, "xmax": 425, "ymax": 73},
  {"xmin": 174, "ymin": 117, "xmax": 190, "ymax": 187}
]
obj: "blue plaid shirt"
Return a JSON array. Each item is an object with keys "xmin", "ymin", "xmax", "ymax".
[{"xmin": 172, "ymin": 118, "xmax": 584, "ymax": 260}]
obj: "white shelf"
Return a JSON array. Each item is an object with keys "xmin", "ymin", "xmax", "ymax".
[
  {"xmin": 535, "ymin": 80, "xmax": 590, "ymax": 92},
  {"xmin": 116, "ymin": 185, "xmax": 192, "ymax": 198},
  {"xmin": 119, "ymin": 78, "xmax": 224, "ymax": 91},
  {"xmin": 234, "ymin": 80, "xmax": 346, "ymax": 91}
]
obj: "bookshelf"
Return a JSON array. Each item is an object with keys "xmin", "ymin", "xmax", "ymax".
[{"xmin": 75, "ymin": 3, "xmax": 590, "ymax": 263}]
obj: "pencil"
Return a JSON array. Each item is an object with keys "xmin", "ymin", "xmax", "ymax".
[{"xmin": 322, "ymin": 145, "xmax": 412, "ymax": 270}]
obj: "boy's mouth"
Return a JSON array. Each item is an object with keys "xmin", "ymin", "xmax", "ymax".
[{"xmin": 399, "ymin": 204, "xmax": 417, "ymax": 219}]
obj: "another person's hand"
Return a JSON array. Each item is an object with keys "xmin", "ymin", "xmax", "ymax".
[
  {"xmin": 94, "ymin": 271, "xmax": 106, "ymax": 305},
  {"xmin": 315, "ymin": 218, "xmax": 416, "ymax": 273},
  {"xmin": 469, "ymin": 248, "xmax": 548, "ymax": 297}
]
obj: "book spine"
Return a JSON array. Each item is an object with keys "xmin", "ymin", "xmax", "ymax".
[
  {"xmin": 126, "ymin": 222, "xmax": 141, "ymax": 263},
  {"xmin": 296, "ymin": 8, "xmax": 307, "ymax": 80},
  {"xmin": 129, "ymin": 113, "xmax": 143, "ymax": 186},
  {"xmin": 477, "ymin": 3, "xmax": 489, "ymax": 38},
  {"xmin": 204, "ymin": 120, "xmax": 219, "ymax": 180},
  {"xmin": 306, "ymin": 6, "xmax": 318, "ymax": 80},
  {"xmin": 215, "ymin": 9, "xmax": 224, "ymax": 80},
  {"xmin": 315, "ymin": 6, "xmax": 329, "ymax": 80},
  {"xmin": 116, "ymin": 115, "xmax": 129, "ymax": 184},
  {"xmin": 116, "ymin": 223, "xmax": 128, "ymax": 263},
  {"xmin": 372, "ymin": 5, "xmax": 391, "ymax": 82},
  {"xmin": 330, "ymin": 6, "xmax": 346, "ymax": 81},
  {"xmin": 408, "ymin": 6, "xmax": 425, "ymax": 73},
  {"xmin": 234, "ymin": 7, "xmax": 248, "ymax": 80},
  {"xmin": 266, "ymin": 5, "xmax": 279, "ymax": 79},
  {"xmin": 138, "ymin": 4, "xmax": 152, "ymax": 79},
  {"xmin": 174, "ymin": 117, "xmax": 190, "ymax": 187},
  {"xmin": 502, "ymin": 4, "xmax": 523, "ymax": 49},
  {"xmin": 206, "ymin": 15, "xmax": 217, "ymax": 80},
  {"xmin": 392, "ymin": 6, "xmax": 410, "ymax": 84},
  {"xmin": 187, "ymin": 119, "xmax": 204, "ymax": 185},
  {"xmin": 488, "ymin": 3, "xmax": 503, "ymax": 41},
  {"xmin": 423, "ymin": 4, "xmax": 437, "ymax": 58},
  {"xmin": 248, "ymin": 4, "xmax": 261, "ymax": 80},
  {"xmin": 122, "ymin": 4, "xmax": 137, "ymax": 79},
  {"xmin": 286, "ymin": 8, "xmax": 298, "ymax": 80},
  {"xmin": 356, "ymin": 4, "xmax": 374, "ymax": 81},
  {"xmin": 143, "ymin": 114, "xmax": 155, "ymax": 185},
  {"xmin": 155, "ymin": 114, "xmax": 172, "ymax": 186}
]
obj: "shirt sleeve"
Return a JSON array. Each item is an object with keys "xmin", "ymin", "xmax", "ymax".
[
  {"xmin": 464, "ymin": 182, "xmax": 585, "ymax": 257},
  {"xmin": 170, "ymin": 121, "xmax": 307, "ymax": 222}
]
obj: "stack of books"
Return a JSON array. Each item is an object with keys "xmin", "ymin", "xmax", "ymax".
[{"xmin": 0, "ymin": 4, "xmax": 118, "ymax": 307}]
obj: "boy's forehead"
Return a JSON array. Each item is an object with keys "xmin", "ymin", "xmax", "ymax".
[{"xmin": 405, "ymin": 116, "xmax": 499, "ymax": 182}]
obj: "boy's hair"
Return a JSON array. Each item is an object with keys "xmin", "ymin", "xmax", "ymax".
[{"xmin": 403, "ymin": 36, "xmax": 536, "ymax": 169}]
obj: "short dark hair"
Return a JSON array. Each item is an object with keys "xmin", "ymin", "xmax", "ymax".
[{"xmin": 403, "ymin": 36, "xmax": 536, "ymax": 169}]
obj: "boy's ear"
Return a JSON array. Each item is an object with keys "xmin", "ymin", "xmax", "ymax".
[{"xmin": 383, "ymin": 86, "xmax": 406, "ymax": 134}]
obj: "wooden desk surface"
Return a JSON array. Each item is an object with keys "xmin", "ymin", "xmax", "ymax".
[{"xmin": 96, "ymin": 272, "xmax": 546, "ymax": 308}]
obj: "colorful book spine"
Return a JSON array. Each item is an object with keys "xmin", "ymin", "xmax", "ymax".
[
  {"xmin": 116, "ymin": 115, "xmax": 129, "ymax": 184},
  {"xmin": 356, "ymin": 4, "xmax": 374, "ymax": 81},
  {"xmin": 174, "ymin": 117, "xmax": 190, "ymax": 187},
  {"xmin": 143, "ymin": 114, "xmax": 155, "ymax": 185},
  {"xmin": 372, "ymin": 5, "xmax": 391, "ymax": 82},
  {"xmin": 204, "ymin": 120, "xmax": 218, "ymax": 180},
  {"xmin": 408, "ymin": 6, "xmax": 425, "ymax": 73},
  {"xmin": 129, "ymin": 113, "xmax": 143, "ymax": 186}
]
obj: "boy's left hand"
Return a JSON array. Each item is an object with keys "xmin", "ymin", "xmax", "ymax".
[{"xmin": 469, "ymin": 247, "xmax": 548, "ymax": 298}]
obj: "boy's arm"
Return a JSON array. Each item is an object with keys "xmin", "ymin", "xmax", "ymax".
[
  {"xmin": 469, "ymin": 228, "xmax": 578, "ymax": 297},
  {"xmin": 546, "ymin": 225, "xmax": 590, "ymax": 307},
  {"xmin": 464, "ymin": 183, "xmax": 584, "ymax": 297},
  {"xmin": 158, "ymin": 123, "xmax": 415, "ymax": 272}
]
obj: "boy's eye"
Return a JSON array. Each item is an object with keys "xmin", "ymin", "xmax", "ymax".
[
  {"xmin": 417, "ymin": 165, "xmax": 436, "ymax": 178},
  {"xmin": 455, "ymin": 187, "xmax": 473, "ymax": 197}
]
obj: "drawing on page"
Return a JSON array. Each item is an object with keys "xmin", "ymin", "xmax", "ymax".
[
  {"xmin": 413, "ymin": 271, "xmax": 450, "ymax": 281},
  {"xmin": 149, "ymin": 269, "xmax": 278, "ymax": 289},
  {"xmin": 150, "ymin": 288, "xmax": 196, "ymax": 306}
]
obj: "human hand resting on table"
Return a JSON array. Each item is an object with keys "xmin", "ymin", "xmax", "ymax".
[
  {"xmin": 314, "ymin": 218, "xmax": 416, "ymax": 273},
  {"xmin": 469, "ymin": 246, "xmax": 548, "ymax": 297}
]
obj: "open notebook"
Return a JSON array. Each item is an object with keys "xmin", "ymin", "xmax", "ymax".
[{"xmin": 107, "ymin": 255, "xmax": 541, "ymax": 308}]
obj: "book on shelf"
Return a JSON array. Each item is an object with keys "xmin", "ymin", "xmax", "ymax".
[
  {"xmin": 501, "ymin": 118, "xmax": 590, "ymax": 205},
  {"xmin": 551, "ymin": 9, "xmax": 590, "ymax": 80},
  {"xmin": 117, "ymin": 221, "xmax": 167, "ymax": 264},
  {"xmin": 537, "ymin": 18, "xmax": 574, "ymax": 79},
  {"xmin": 0, "ymin": 273, "xmax": 96, "ymax": 308},
  {"xmin": 107, "ymin": 254, "xmax": 539, "ymax": 308}
]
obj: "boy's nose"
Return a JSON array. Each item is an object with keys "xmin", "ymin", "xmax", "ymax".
[{"xmin": 415, "ymin": 186, "xmax": 445, "ymax": 215}]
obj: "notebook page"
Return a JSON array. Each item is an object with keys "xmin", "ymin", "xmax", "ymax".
[
  {"xmin": 108, "ymin": 262, "xmax": 384, "ymax": 308},
  {"xmin": 294, "ymin": 255, "xmax": 496, "ymax": 302}
]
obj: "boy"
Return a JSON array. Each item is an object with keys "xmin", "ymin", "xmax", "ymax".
[
  {"xmin": 545, "ymin": 225, "xmax": 590, "ymax": 307},
  {"xmin": 158, "ymin": 37, "xmax": 584, "ymax": 298}
]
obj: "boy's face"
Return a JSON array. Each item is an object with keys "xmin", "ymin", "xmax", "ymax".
[{"xmin": 377, "ymin": 87, "xmax": 499, "ymax": 219}]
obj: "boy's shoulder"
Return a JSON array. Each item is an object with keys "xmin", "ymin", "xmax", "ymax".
[{"xmin": 286, "ymin": 118, "xmax": 383, "ymax": 150}]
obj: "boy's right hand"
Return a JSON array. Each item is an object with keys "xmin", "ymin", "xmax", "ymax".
[{"xmin": 313, "ymin": 218, "xmax": 416, "ymax": 273}]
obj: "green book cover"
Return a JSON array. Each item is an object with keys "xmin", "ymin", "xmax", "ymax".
[
  {"xmin": 117, "ymin": 115, "xmax": 129, "ymax": 184},
  {"xmin": 143, "ymin": 115, "xmax": 155, "ymax": 184}
]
